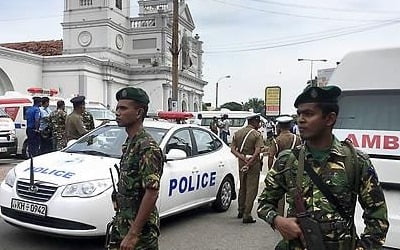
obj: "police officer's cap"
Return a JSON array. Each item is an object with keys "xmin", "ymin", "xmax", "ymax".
[
  {"xmin": 116, "ymin": 87, "xmax": 149, "ymax": 105},
  {"xmin": 294, "ymin": 85, "xmax": 341, "ymax": 108},
  {"xmin": 276, "ymin": 115, "xmax": 293, "ymax": 124},
  {"xmin": 70, "ymin": 95, "xmax": 85, "ymax": 105},
  {"xmin": 247, "ymin": 114, "xmax": 261, "ymax": 121}
]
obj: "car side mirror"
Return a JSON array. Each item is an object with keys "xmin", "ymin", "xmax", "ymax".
[{"xmin": 165, "ymin": 148, "xmax": 187, "ymax": 162}]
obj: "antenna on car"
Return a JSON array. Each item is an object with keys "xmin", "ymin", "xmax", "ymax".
[{"xmin": 29, "ymin": 152, "xmax": 35, "ymax": 187}]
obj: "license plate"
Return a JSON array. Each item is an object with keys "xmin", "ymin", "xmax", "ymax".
[
  {"xmin": 11, "ymin": 199, "xmax": 47, "ymax": 216},
  {"xmin": 0, "ymin": 147, "xmax": 7, "ymax": 152}
]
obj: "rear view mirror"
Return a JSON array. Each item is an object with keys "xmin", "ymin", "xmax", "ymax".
[{"xmin": 165, "ymin": 149, "xmax": 187, "ymax": 161}]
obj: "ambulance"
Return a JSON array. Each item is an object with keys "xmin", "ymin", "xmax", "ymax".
[
  {"xmin": 329, "ymin": 47, "xmax": 400, "ymax": 249},
  {"xmin": 0, "ymin": 88, "xmax": 115, "ymax": 158},
  {"xmin": 0, "ymin": 88, "xmax": 63, "ymax": 158}
]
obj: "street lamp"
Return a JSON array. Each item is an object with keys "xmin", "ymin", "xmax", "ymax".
[
  {"xmin": 215, "ymin": 75, "xmax": 231, "ymax": 108},
  {"xmin": 298, "ymin": 58, "xmax": 327, "ymax": 86}
]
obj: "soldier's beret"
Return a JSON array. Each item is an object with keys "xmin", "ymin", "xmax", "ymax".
[
  {"xmin": 247, "ymin": 114, "xmax": 261, "ymax": 121},
  {"xmin": 276, "ymin": 115, "xmax": 293, "ymax": 124},
  {"xmin": 294, "ymin": 85, "xmax": 341, "ymax": 108},
  {"xmin": 116, "ymin": 87, "xmax": 149, "ymax": 105},
  {"xmin": 70, "ymin": 95, "xmax": 86, "ymax": 105}
]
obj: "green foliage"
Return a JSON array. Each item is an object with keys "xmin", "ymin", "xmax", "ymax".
[{"xmin": 243, "ymin": 98, "xmax": 265, "ymax": 114}]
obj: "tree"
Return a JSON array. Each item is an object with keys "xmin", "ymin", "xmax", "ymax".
[
  {"xmin": 243, "ymin": 98, "xmax": 265, "ymax": 114},
  {"xmin": 220, "ymin": 102, "xmax": 243, "ymax": 111}
]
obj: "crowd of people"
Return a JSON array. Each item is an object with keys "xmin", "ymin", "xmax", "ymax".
[
  {"xmin": 25, "ymin": 95, "xmax": 95, "ymax": 157},
  {"xmin": 24, "ymin": 86, "xmax": 389, "ymax": 250}
]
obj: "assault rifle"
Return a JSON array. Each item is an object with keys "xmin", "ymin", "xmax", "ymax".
[{"xmin": 294, "ymin": 146, "xmax": 326, "ymax": 250}]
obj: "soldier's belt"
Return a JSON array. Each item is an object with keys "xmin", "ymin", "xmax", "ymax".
[{"xmin": 319, "ymin": 221, "xmax": 349, "ymax": 233}]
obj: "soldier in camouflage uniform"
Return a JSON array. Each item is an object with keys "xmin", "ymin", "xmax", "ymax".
[
  {"xmin": 109, "ymin": 87, "xmax": 163, "ymax": 250},
  {"xmin": 82, "ymin": 110, "xmax": 95, "ymax": 131},
  {"xmin": 49, "ymin": 100, "xmax": 67, "ymax": 150},
  {"xmin": 258, "ymin": 86, "xmax": 388, "ymax": 250}
]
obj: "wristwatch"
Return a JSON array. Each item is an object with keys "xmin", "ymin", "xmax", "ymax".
[{"xmin": 266, "ymin": 210, "xmax": 279, "ymax": 228}]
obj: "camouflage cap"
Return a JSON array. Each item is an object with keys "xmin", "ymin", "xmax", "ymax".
[
  {"xmin": 116, "ymin": 87, "xmax": 149, "ymax": 105},
  {"xmin": 294, "ymin": 85, "xmax": 341, "ymax": 108}
]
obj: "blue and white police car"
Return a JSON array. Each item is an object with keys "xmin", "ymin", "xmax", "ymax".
[{"xmin": 0, "ymin": 120, "xmax": 238, "ymax": 236}]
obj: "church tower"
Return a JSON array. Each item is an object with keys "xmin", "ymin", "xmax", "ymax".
[{"xmin": 62, "ymin": 0, "xmax": 131, "ymax": 61}]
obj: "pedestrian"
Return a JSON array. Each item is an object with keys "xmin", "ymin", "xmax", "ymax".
[
  {"xmin": 65, "ymin": 96, "xmax": 88, "ymax": 141},
  {"xmin": 25, "ymin": 97, "xmax": 41, "ymax": 157},
  {"xmin": 218, "ymin": 114, "xmax": 230, "ymax": 144},
  {"xmin": 107, "ymin": 87, "xmax": 163, "ymax": 250},
  {"xmin": 82, "ymin": 110, "xmax": 95, "ymax": 131},
  {"xmin": 267, "ymin": 115, "xmax": 301, "ymax": 217},
  {"xmin": 258, "ymin": 85, "xmax": 389, "ymax": 249},
  {"xmin": 49, "ymin": 100, "xmax": 67, "ymax": 150},
  {"xmin": 39, "ymin": 97, "xmax": 52, "ymax": 154},
  {"xmin": 209, "ymin": 116, "xmax": 219, "ymax": 135},
  {"xmin": 231, "ymin": 114, "xmax": 264, "ymax": 224}
]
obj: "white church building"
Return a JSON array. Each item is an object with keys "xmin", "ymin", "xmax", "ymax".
[{"xmin": 0, "ymin": 0, "xmax": 206, "ymax": 112}]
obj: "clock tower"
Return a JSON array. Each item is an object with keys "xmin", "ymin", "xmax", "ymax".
[{"xmin": 62, "ymin": 0, "xmax": 131, "ymax": 61}]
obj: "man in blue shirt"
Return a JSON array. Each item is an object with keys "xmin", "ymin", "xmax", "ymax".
[
  {"xmin": 39, "ymin": 97, "xmax": 52, "ymax": 154},
  {"xmin": 26, "ymin": 97, "xmax": 41, "ymax": 156}
]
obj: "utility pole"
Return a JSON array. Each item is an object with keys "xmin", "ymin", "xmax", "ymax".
[{"xmin": 171, "ymin": 0, "xmax": 179, "ymax": 111}]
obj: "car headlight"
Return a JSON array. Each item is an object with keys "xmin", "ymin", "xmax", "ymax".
[
  {"xmin": 4, "ymin": 169, "xmax": 16, "ymax": 188},
  {"xmin": 62, "ymin": 179, "xmax": 112, "ymax": 198}
]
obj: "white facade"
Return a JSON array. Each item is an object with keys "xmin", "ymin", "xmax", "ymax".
[{"xmin": 0, "ymin": 0, "xmax": 206, "ymax": 112}]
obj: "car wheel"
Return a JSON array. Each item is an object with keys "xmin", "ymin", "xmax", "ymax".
[
  {"xmin": 212, "ymin": 177, "xmax": 233, "ymax": 212},
  {"xmin": 21, "ymin": 140, "xmax": 29, "ymax": 159}
]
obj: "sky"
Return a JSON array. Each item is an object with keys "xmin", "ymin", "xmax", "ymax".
[{"xmin": 1, "ymin": 0, "xmax": 400, "ymax": 114}]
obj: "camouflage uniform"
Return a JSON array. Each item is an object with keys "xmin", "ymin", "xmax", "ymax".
[
  {"xmin": 110, "ymin": 128, "xmax": 163, "ymax": 250},
  {"xmin": 82, "ymin": 111, "xmax": 95, "ymax": 131},
  {"xmin": 49, "ymin": 109, "xmax": 67, "ymax": 150},
  {"xmin": 258, "ymin": 137, "xmax": 389, "ymax": 250}
]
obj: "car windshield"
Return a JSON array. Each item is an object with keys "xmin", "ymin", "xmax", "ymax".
[
  {"xmin": 0, "ymin": 108, "xmax": 10, "ymax": 118},
  {"xmin": 64, "ymin": 125, "xmax": 168, "ymax": 158}
]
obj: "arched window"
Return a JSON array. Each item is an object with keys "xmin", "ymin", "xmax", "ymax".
[
  {"xmin": 181, "ymin": 100, "xmax": 187, "ymax": 112},
  {"xmin": 194, "ymin": 103, "xmax": 198, "ymax": 112},
  {"xmin": 116, "ymin": 0, "xmax": 122, "ymax": 10},
  {"xmin": 168, "ymin": 98, "xmax": 172, "ymax": 111}
]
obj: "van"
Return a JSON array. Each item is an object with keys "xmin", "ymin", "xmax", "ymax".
[
  {"xmin": 0, "ymin": 108, "xmax": 17, "ymax": 157},
  {"xmin": 329, "ymin": 47, "xmax": 400, "ymax": 249},
  {"xmin": 0, "ymin": 89, "xmax": 64, "ymax": 157},
  {"xmin": 196, "ymin": 110, "xmax": 269, "ymax": 144},
  {"xmin": 0, "ymin": 89, "xmax": 115, "ymax": 158}
]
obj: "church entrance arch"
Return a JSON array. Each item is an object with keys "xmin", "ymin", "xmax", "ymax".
[{"xmin": 0, "ymin": 68, "xmax": 14, "ymax": 95}]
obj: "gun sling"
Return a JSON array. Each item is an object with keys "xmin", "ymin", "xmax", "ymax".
[{"xmin": 303, "ymin": 163, "xmax": 350, "ymax": 221}]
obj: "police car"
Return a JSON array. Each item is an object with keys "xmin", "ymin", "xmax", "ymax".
[{"xmin": 0, "ymin": 120, "xmax": 238, "ymax": 237}]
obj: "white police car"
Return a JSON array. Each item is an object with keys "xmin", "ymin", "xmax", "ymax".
[{"xmin": 0, "ymin": 120, "xmax": 238, "ymax": 236}]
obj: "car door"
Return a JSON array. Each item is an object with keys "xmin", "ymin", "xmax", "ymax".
[
  {"xmin": 191, "ymin": 128, "xmax": 224, "ymax": 202},
  {"xmin": 159, "ymin": 128, "xmax": 199, "ymax": 215}
]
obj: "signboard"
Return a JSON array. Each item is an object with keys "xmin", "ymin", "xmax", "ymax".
[{"xmin": 265, "ymin": 86, "xmax": 281, "ymax": 116}]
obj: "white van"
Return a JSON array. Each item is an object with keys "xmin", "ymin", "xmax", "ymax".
[
  {"xmin": 0, "ymin": 89, "xmax": 115, "ymax": 157},
  {"xmin": 197, "ymin": 110, "xmax": 269, "ymax": 144},
  {"xmin": 0, "ymin": 108, "xmax": 17, "ymax": 157},
  {"xmin": 0, "ymin": 90, "xmax": 64, "ymax": 157},
  {"xmin": 329, "ymin": 47, "xmax": 400, "ymax": 249}
]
